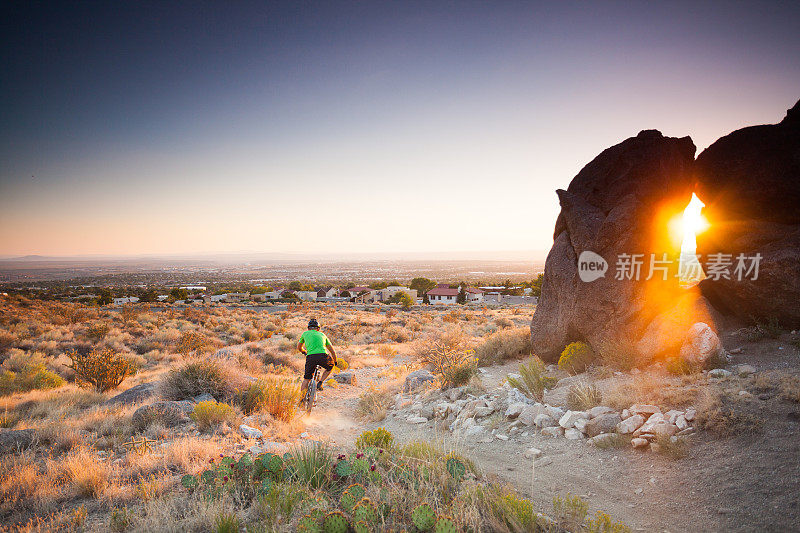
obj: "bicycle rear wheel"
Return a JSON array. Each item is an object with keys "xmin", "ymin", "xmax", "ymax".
[{"xmin": 305, "ymin": 379, "xmax": 316, "ymax": 414}]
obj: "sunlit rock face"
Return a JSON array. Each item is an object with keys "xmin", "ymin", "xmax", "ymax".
[
  {"xmin": 530, "ymin": 130, "xmax": 697, "ymax": 362},
  {"xmin": 696, "ymin": 99, "xmax": 800, "ymax": 328}
]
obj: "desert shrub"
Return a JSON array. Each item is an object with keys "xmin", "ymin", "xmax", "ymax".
[
  {"xmin": 495, "ymin": 316, "xmax": 513, "ymax": 328},
  {"xmin": 443, "ymin": 357, "xmax": 478, "ymax": 387},
  {"xmin": 238, "ymin": 376, "xmax": 300, "ymax": 421},
  {"xmin": 586, "ymin": 511, "xmax": 632, "ymax": 533},
  {"xmin": 474, "ymin": 327, "xmax": 530, "ymax": 366},
  {"xmin": 497, "ymin": 492, "xmax": 538, "ymax": 532},
  {"xmin": 85, "ymin": 322, "xmax": 110, "ymax": 341},
  {"xmin": 243, "ymin": 328, "xmax": 262, "ymax": 342},
  {"xmin": 0, "ymin": 331, "xmax": 18, "ymax": 354},
  {"xmin": 665, "ymin": 356, "xmax": 694, "ymax": 375},
  {"xmin": 355, "ymin": 427, "xmax": 394, "ymax": 450},
  {"xmin": 214, "ymin": 512, "xmax": 242, "ymax": 533},
  {"xmin": 356, "ymin": 383, "xmax": 393, "ymax": 422},
  {"xmin": 191, "ymin": 400, "xmax": 237, "ymax": 431},
  {"xmin": 384, "ymin": 325, "xmax": 411, "ymax": 343},
  {"xmin": 507, "ymin": 357, "xmax": 557, "ymax": 402},
  {"xmin": 177, "ymin": 331, "xmax": 216, "ymax": 354},
  {"xmin": 57, "ymin": 447, "xmax": 110, "ymax": 497},
  {"xmin": 695, "ymin": 388, "xmax": 762, "ymax": 436},
  {"xmin": 420, "ymin": 343, "xmax": 477, "ymax": 389},
  {"xmin": 553, "ymin": 493, "xmax": 588, "ymax": 530},
  {"xmin": 66, "ymin": 347, "xmax": 136, "ymax": 392},
  {"xmin": 0, "ymin": 354, "xmax": 65, "ymax": 396},
  {"xmin": 779, "ymin": 375, "xmax": 800, "ymax": 402},
  {"xmin": 567, "ymin": 382, "xmax": 602, "ymax": 411},
  {"xmin": 738, "ymin": 317, "xmax": 782, "ymax": 341},
  {"xmin": 558, "ymin": 341, "xmax": 594, "ymax": 375},
  {"xmin": 289, "ymin": 441, "xmax": 335, "ymax": 489},
  {"xmin": 160, "ymin": 360, "xmax": 241, "ymax": 401}
]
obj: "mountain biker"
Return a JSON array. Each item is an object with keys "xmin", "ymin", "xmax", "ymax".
[{"xmin": 297, "ymin": 318, "xmax": 337, "ymax": 395}]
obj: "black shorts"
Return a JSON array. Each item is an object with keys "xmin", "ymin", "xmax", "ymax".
[{"xmin": 304, "ymin": 353, "xmax": 334, "ymax": 380}]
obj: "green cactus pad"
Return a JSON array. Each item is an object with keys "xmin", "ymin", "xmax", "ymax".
[
  {"xmin": 237, "ymin": 453, "xmax": 253, "ymax": 469},
  {"xmin": 334, "ymin": 460, "xmax": 352, "ymax": 477},
  {"xmin": 297, "ymin": 513, "xmax": 321, "ymax": 533},
  {"xmin": 446, "ymin": 457, "xmax": 466, "ymax": 480},
  {"xmin": 200, "ymin": 469, "xmax": 215, "ymax": 484},
  {"xmin": 353, "ymin": 520, "xmax": 371, "ymax": 533},
  {"xmin": 412, "ymin": 503, "xmax": 436, "ymax": 531},
  {"xmin": 346, "ymin": 483, "xmax": 366, "ymax": 501},
  {"xmin": 180, "ymin": 474, "xmax": 198, "ymax": 489},
  {"xmin": 340, "ymin": 491, "xmax": 356, "ymax": 512},
  {"xmin": 435, "ymin": 516, "xmax": 457, "ymax": 533},
  {"xmin": 352, "ymin": 457, "xmax": 369, "ymax": 475},
  {"xmin": 322, "ymin": 511, "xmax": 349, "ymax": 533},
  {"xmin": 268, "ymin": 454, "xmax": 284, "ymax": 473},
  {"xmin": 353, "ymin": 498, "xmax": 378, "ymax": 524}
]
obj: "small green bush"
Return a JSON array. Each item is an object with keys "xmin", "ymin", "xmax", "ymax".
[
  {"xmin": 558, "ymin": 342, "xmax": 594, "ymax": 375},
  {"xmin": 507, "ymin": 357, "xmax": 558, "ymax": 402},
  {"xmin": 0, "ymin": 362, "xmax": 64, "ymax": 396},
  {"xmin": 355, "ymin": 427, "xmax": 394, "ymax": 450},
  {"xmin": 553, "ymin": 493, "xmax": 588, "ymax": 530},
  {"xmin": 289, "ymin": 441, "xmax": 335, "ymax": 489},
  {"xmin": 191, "ymin": 400, "xmax": 236, "ymax": 431}
]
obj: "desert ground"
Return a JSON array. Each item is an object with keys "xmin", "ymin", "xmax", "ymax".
[{"xmin": 1, "ymin": 297, "xmax": 799, "ymax": 532}]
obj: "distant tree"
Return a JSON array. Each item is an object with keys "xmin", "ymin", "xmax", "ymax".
[
  {"xmin": 456, "ymin": 286, "xmax": 467, "ymax": 304},
  {"xmin": 340, "ymin": 290, "xmax": 351, "ymax": 298},
  {"xmin": 423, "ymin": 293, "xmax": 430, "ymax": 305},
  {"xmin": 397, "ymin": 291, "xmax": 414, "ymax": 310},
  {"xmin": 97, "ymin": 289, "xmax": 113, "ymax": 306},
  {"xmin": 170, "ymin": 288, "xmax": 189, "ymax": 300},
  {"xmin": 139, "ymin": 289, "xmax": 157, "ymax": 303},
  {"xmin": 386, "ymin": 280, "xmax": 402, "ymax": 287},
  {"xmin": 288, "ymin": 281, "xmax": 302, "ymax": 291},
  {"xmin": 251, "ymin": 286, "xmax": 268, "ymax": 295},
  {"xmin": 530, "ymin": 273, "xmax": 544, "ymax": 297},
  {"xmin": 410, "ymin": 277, "xmax": 436, "ymax": 295},
  {"xmin": 369, "ymin": 282, "xmax": 388, "ymax": 290}
]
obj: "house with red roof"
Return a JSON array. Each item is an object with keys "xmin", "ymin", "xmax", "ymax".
[{"xmin": 427, "ymin": 284, "xmax": 484, "ymax": 305}]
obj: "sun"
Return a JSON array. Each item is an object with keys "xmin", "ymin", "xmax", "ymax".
[{"xmin": 680, "ymin": 193, "xmax": 709, "ymax": 254}]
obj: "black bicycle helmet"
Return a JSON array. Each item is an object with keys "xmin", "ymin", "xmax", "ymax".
[{"xmin": 308, "ymin": 318, "xmax": 320, "ymax": 329}]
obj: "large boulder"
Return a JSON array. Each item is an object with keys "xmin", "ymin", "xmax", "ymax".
[
  {"xmin": 531, "ymin": 130, "xmax": 697, "ymax": 361},
  {"xmin": 104, "ymin": 382, "xmax": 157, "ymax": 406},
  {"xmin": 404, "ymin": 370, "xmax": 436, "ymax": 393},
  {"xmin": 696, "ymin": 100, "xmax": 800, "ymax": 328}
]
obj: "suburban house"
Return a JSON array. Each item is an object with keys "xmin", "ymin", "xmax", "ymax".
[
  {"xmin": 426, "ymin": 284, "xmax": 459, "ymax": 305},
  {"xmin": 347, "ymin": 286, "xmax": 377, "ymax": 303},
  {"xmin": 464, "ymin": 287, "xmax": 484, "ymax": 303},
  {"xmin": 113, "ymin": 297, "xmax": 139, "ymax": 305},
  {"xmin": 316, "ymin": 287, "xmax": 338, "ymax": 299},
  {"xmin": 262, "ymin": 288, "xmax": 286, "ymax": 300},
  {"xmin": 295, "ymin": 290, "xmax": 317, "ymax": 301},
  {"xmin": 224, "ymin": 293, "xmax": 249, "ymax": 303},
  {"xmin": 377, "ymin": 286, "xmax": 418, "ymax": 302}
]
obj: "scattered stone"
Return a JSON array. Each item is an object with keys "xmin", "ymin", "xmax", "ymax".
[
  {"xmin": 524, "ymin": 447, "xmax": 543, "ymax": 459},
  {"xmin": 736, "ymin": 365, "xmax": 756, "ymax": 377},
  {"xmin": 105, "ymin": 382, "xmax": 157, "ymax": 405},
  {"xmin": 758, "ymin": 393, "xmax": 771, "ymax": 401},
  {"xmin": 585, "ymin": 413, "xmax": 622, "ymax": 437},
  {"xmin": 535, "ymin": 457, "xmax": 554, "ymax": 467},
  {"xmin": 474, "ymin": 406, "xmax": 495, "ymax": 418},
  {"xmin": 394, "ymin": 395, "xmax": 412, "ymax": 410},
  {"xmin": 675, "ymin": 415, "xmax": 689, "ymax": 431},
  {"xmin": 505, "ymin": 402, "xmax": 526, "ymax": 419},
  {"xmin": 546, "ymin": 405, "xmax": 565, "ymax": 420},
  {"xmin": 534, "ymin": 413, "xmax": 558, "ymax": 428},
  {"xmin": 709, "ymin": 368, "xmax": 732, "ymax": 379},
  {"xmin": 651, "ymin": 422, "xmax": 678, "ymax": 439},
  {"xmin": 565, "ymin": 428, "xmax": 584, "ymax": 440},
  {"xmin": 0, "ymin": 428, "xmax": 36, "ymax": 453},
  {"xmin": 738, "ymin": 390, "xmax": 753, "ymax": 399},
  {"xmin": 448, "ymin": 387, "xmax": 466, "ymax": 401},
  {"xmin": 664, "ymin": 410, "xmax": 683, "ymax": 424},
  {"xmin": 617, "ymin": 414, "xmax": 645, "ymax": 434},
  {"xmin": 518, "ymin": 405, "xmax": 543, "ymax": 426},
  {"xmin": 404, "ymin": 370, "xmax": 436, "ymax": 393},
  {"xmin": 629, "ymin": 404, "xmax": 661, "ymax": 416},
  {"xmin": 407, "ymin": 416, "xmax": 427, "ymax": 424},
  {"xmin": 132, "ymin": 401, "xmax": 193, "ymax": 431},
  {"xmin": 729, "ymin": 347, "xmax": 743, "ymax": 354},
  {"xmin": 574, "ymin": 418, "xmax": 589, "ymax": 433},
  {"xmin": 588, "ymin": 406, "xmax": 616, "ymax": 418},
  {"xmin": 464, "ymin": 426, "xmax": 484, "ymax": 437},
  {"xmin": 541, "ymin": 426, "xmax": 565, "ymax": 437},
  {"xmin": 419, "ymin": 406, "xmax": 435, "ymax": 420},
  {"xmin": 676, "ymin": 427, "xmax": 695, "ymax": 437},
  {"xmin": 496, "ymin": 434, "xmax": 509, "ymax": 441},
  {"xmin": 621, "ymin": 409, "xmax": 631, "ymax": 419},
  {"xmin": 684, "ymin": 408, "xmax": 696, "ymax": 422},
  {"xmin": 193, "ymin": 392, "xmax": 215, "ymax": 403},
  {"xmin": 635, "ymin": 488, "xmax": 644, "ymax": 495},
  {"xmin": 558, "ymin": 410, "xmax": 589, "ymax": 429},
  {"xmin": 333, "ymin": 372, "xmax": 356, "ymax": 385},
  {"xmin": 239, "ymin": 424, "xmax": 263, "ymax": 439},
  {"xmin": 631, "ymin": 437, "xmax": 649, "ymax": 449},
  {"xmin": 300, "ymin": 432, "xmax": 309, "ymax": 439}
]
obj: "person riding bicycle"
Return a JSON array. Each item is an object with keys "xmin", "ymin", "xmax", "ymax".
[{"xmin": 297, "ymin": 318, "xmax": 337, "ymax": 395}]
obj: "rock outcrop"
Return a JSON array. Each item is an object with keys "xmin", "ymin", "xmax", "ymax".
[
  {"xmin": 696, "ymin": 100, "xmax": 800, "ymax": 328},
  {"xmin": 530, "ymin": 130, "xmax": 697, "ymax": 361}
]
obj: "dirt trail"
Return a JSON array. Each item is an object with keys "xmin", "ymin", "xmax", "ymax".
[{"xmin": 297, "ymin": 348, "xmax": 800, "ymax": 533}]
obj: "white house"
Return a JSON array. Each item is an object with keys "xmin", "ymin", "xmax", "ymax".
[
  {"xmin": 347, "ymin": 286, "xmax": 377, "ymax": 303},
  {"xmin": 426, "ymin": 285, "xmax": 459, "ymax": 305},
  {"xmin": 464, "ymin": 287, "xmax": 484, "ymax": 304},
  {"xmin": 113, "ymin": 297, "xmax": 140, "ymax": 305},
  {"xmin": 316, "ymin": 287, "xmax": 338, "ymax": 299}
]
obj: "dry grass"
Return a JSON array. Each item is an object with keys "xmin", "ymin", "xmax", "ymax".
[
  {"xmin": 779, "ymin": 374, "xmax": 800, "ymax": 402},
  {"xmin": 356, "ymin": 382, "xmax": 394, "ymax": 421},
  {"xmin": 695, "ymin": 388, "xmax": 762, "ymax": 437},
  {"xmin": 566, "ymin": 382, "xmax": 602, "ymax": 411},
  {"xmin": 604, "ymin": 372, "xmax": 700, "ymax": 410},
  {"xmin": 52, "ymin": 447, "xmax": 110, "ymax": 497},
  {"xmin": 474, "ymin": 327, "xmax": 530, "ymax": 366}
]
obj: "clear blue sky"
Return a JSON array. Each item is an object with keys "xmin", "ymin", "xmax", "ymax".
[{"xmin": 1, "ymin": 1, "xmax": 798, "ymax": 256}]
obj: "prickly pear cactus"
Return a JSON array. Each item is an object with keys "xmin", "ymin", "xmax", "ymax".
[
  {"xmin": 268, "ymin": 453, "xmax": 284, "ymax": 474},
  {"xmin": 297, "ymin": 513, "xmax": 321, "ymax": 533},
  {"xmin": 200, "ymin": 470, "xmax": 215, "ymax": 484},
  {"xmin": 412, "ymin": 503, "xmax": 436, "ymax": 531},
  {"xmin": 335, "ymin": 459, "xmax": 352, "ymax": 477},
  {"xmin": 322, "ymin": 511, "xmax": 349, "ymax": 533},
  {"xmin": 347, "ymin": 483, "xmax": 366, "ymax": 502},
  {"xmin": 353, "ymin": 498, "xmax": 378, "ymax": 524},
  {"xmin": 352, "ymin": 457, "xmax": 369, "ymax": 475},
  {"xmin": 180, "ymin": 474, "xmax": 198, "ymax": 489},
  {"xmin": 446, "ymin": 457, "xmax": 466, "ymax": 480},
  {"xmin": 237, "ymin": 453, "xmax": 253, "ymax": 469},
  {"xmin": 340, "ymin": 491, "xmax": 356, "ymax": 512},
  {"xmin": 352, "ymin": 520, "xmax": 371, "ymax": 533},
  {"xmin": 435, "ymin": 516, "xmax": 457, "ymax": 533},
  {"xmin": 258, "ymin": 479, "xmax": 273, "ymax": 496}
]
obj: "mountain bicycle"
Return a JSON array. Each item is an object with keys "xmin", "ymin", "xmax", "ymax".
[{"xmin": 302, "ymin": 365, "xmax": 321, "ymax": 414}]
